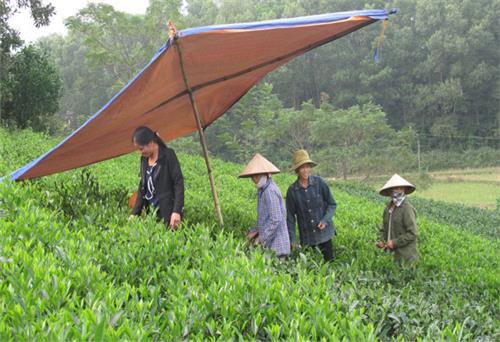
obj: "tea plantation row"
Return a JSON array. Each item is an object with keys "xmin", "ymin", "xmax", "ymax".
[{"xmin": 0, "ymin": 128, "xmax": 499, "ymax": 340}]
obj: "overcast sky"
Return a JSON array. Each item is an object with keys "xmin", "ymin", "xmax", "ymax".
[{"xmin": 9, "ymin": 0, "xmax": 149, "ymax": 43}]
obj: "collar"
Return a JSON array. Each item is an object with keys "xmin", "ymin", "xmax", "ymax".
[
  {"xmin": 293, "ymin": 175, "xmax": 316, "ymax": 190},
  {"xmin": 258, "ymin": 177, "xmax": 273, "ymax": 194},
  {"xmin": 156, "ymin": 145, "xmax": 167, "ymax": 162},
  {"xmin": 142, "ymin": 145, "xmax": 167, "ymax": 165}
]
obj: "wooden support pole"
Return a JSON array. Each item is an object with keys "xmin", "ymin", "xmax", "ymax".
[
  {"xmin": 173, "ymin": 37, "xmax": 224, "ymax": 226},
  {"xmin": 417, "ymin": 135, "xmax": 421, "ymax": 174}
]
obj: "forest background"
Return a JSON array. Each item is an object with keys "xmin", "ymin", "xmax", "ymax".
[{"xmin": 1, "ymin": 0, "xmax": 499, "ymax": 179}]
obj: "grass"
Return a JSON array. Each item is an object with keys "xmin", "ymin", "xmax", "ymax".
[
  {"xmin": 428, "ymin": 167, "xmax": 500, "ymax": 183},
  {"xmin": 414, "ymin": 181, "xmax": 500, "ymax": 210},
  {"xmin": 353, "ymin": 167, "xmax": 500, "ymax": 210},
  {"xmin": 365, "ymin": 179, "xmax": 500, "ymax": 210}
]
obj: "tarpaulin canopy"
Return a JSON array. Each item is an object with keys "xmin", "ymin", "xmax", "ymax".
[{"xmin": 9, "ymin": 9, "xmax": 393, "ymax": 182}]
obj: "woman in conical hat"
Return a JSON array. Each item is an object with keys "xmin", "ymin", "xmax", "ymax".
[
  {"xmin": 240, "ymin": 154, "xmax": 290, "ymax": 257},
  {"xmin": 285, "ymin": 149, "xmax": 337, "ymax": 262},
  {"xmin": 376, "ymin": 174, "xmax": 418, "ymax": 264}
]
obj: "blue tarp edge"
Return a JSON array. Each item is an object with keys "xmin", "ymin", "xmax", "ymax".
[{"xmin": 178, "ymin": 9, "xmax": 389, "ymax": 37}]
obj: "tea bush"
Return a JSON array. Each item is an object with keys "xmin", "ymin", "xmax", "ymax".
[{"xmin": 1, "ymin": 128, "xmax": 499, "ymax": 340}]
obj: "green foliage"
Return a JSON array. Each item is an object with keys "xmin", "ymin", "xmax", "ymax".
[
  {"xmin": 0, "ymin": 1, "xmax": 57, "ymax": 132},
  {"xmin": 420, "ymin": 147, "xmax": 500, "ymax": 171},
  {"xmin": 33, "ymin": 0, "xmax": 500, "ymax": 148},
  {"xmin": 33, "ymin": 0, "xmax": 499, "ymax": 172},
  {"xmin": 416, "ymin": 181, "xmax": 500, "ymax": 210},
  {"xmin": 65, "ymin": 3, "xmax": 158, "ymax": 88},
  {"xmin": 312, "ymin": 102, "xmax": 416, "ymax": 179},
  {"xmin": 0, "ymin": 128, "xmax": 59, "ymax": 176},
  {"xmin": 414, "ymin": 172, "xmax": 433, "ymax": 190},
  {"xmin": 1, "ymin": 45, "xmax": 62, "ymax": 132},
  {"xmin": 37, "ymin": 33, "xmax": 119, "ymax": 135},
  {"xmin": 0, "ymin": 0, "xmax": 55, "ymax": 53},
  {"xmin": 206, "ymin": 83, "xmax": 284, "ymax": 164},
  {"xmin": 0, "ymin": 128, "xmax": 499, "ymax": 340}
]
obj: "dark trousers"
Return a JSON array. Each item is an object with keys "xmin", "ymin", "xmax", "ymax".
[{"xmin": 314, "ymin": 239, "xmax": 334, "ymax": 262}]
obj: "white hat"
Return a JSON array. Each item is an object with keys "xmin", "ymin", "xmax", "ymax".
[
  {"xmin": 379, "ymin": 174, "xmax": 416, "ymax": 196},
  {"xmin": 239, "ymin": 153, "xmax": 280, "ymax": 178}
]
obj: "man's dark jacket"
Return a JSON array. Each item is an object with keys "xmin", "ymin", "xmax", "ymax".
[{"xmin": 132, "ymin": 146, "xmax": 184, "ymax": 223}]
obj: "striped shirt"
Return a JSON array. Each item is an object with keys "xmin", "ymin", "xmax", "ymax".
[{"xmin": 256, "ymin": 178, "xmax": 290, "ymax": 256}]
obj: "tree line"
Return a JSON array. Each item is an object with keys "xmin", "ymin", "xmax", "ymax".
[{"xmin": 1, "ymin": 0, "xmax": 499, "ymax": 176}]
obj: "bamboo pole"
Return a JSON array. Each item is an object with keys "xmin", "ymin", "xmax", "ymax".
[
  {"xmin": 417, "ymin": 135, "xmax": 421, "ymax": 174},
  {"xmin": 173, "ymin": 36, "xmax": 224, "ymax": 226}
]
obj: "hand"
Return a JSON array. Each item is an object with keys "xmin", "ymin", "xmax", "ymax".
[
  {"xmin": 375, "ymin": 240, "xmax": 385, "ymax": 249},
  {"xmin": 169, "ymin": 212, "xmax": 181, "ymax": 230},
  {"xmin": 247, "ymin": 231, "xmax": 258, "ymax": 240},
  {"xmin": 386, "ymin": 240, "xmax": 394, "ymax": 250},
  {"xmin": 317, "ymin": 221, "xmax": 326, "ymax": 230}
]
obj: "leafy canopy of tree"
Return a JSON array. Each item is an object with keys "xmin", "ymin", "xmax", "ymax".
[
  {"xmin": 0, "ymin": 0, "xmax": 61, "ymax": 132},
  {"xmin": 1, "ymin": 45, "xmax": 62, "ymax": 132},
  {"xmin": 0, "ymin": 0, "xmax": 55, "ymax": 54},
  {"xmin": 7, "ymin": 0, "xmax": 498, "ymax": 173},
  {"xmin": 48, "ymin": 0, "xmax": 499, "ymax": 136}
]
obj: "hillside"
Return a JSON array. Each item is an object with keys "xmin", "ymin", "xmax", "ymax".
[{"xmin": 0, "ymin": 128, "xmax": 499, "ymax": 340}]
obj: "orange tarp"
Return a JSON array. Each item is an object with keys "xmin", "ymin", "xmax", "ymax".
[{"xmin": 10, "ymin": 10, "xmax": 390, "ymax": 180}]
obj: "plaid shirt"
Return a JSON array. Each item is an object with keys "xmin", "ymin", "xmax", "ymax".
[
  {"xmin": 286, "ymin": 175, "xmax": 336, "ymax": 246},
  {"xmin": 255, "ymin": 178, "xmax": 290, "ymax": 256}
]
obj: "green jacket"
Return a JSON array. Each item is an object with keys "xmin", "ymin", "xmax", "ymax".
[{"xmin": 379, "ymin": 199, "xmax": 418, "ymax": 263}]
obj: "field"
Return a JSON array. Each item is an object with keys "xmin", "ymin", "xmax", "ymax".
[
  {"xmin": 1, "ymin": 128, "xmax": 499, "ymax": 340},
  {"xmin": 355, "ymin": 168, "xmax": 500, "ymax": 210},
  {"xmin": 429, "ymin": 167, "xmax": 500, "ymax": 183},
  {"xmin": 415, "ymin": 181, "xmax": 500, "ymax": 209},
  {"xmin": 415, "ymin": 168, "xmax": 500, "ymax": 210}
]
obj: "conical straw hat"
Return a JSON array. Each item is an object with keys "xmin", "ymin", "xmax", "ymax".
[
  {"xmin": 239, "ymin": 153, "xmax": 280, "ymax": 178},
  {"xmin": 379, "ymin": 174, "xmax": 416, "ymax": 196},
  {"xmin": 289, "ymin": 149, "xmax": 317, "ymax": 172}
]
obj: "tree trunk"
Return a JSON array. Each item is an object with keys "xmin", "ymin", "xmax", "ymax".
[
  {"xmin": 308, "ymin": 53, "xmax": 320, "ymax": 107},
  {"xmin": 342, "ymin": 159, "xmax": 348, "ymax": 180}
]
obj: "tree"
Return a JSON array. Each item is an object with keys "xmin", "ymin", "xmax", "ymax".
[
  {"xmin": 65, "ymin": 3, "xmax": 164, "ymax": 88},
  {"xmin": 1, "ymin": 45, "xmax": 62, "ymax": 131},
  {"xmin": 1, "ymin": 0, "xmax": 56, "ymax": 124},
  {"xmin": 312, "ymin": 102, "xmax": 415, "ymax": 179},
  {"xmin": 38, "ymin": 32, "xmax": 119, "ymax": 133},
  {"xmin": 205, "ymin": 83, "xmax": 283, "ymax": 163},
  {"xmin": 263, "ymin": 100, "xmax": 320, "ymax": 165},
  {"xmin": 0, "ymin": 0, "xmax": 55, "ymax": 53},
  {"xmin": 40, "ymin": 0, "xmax": 499, "ymax": 156}
]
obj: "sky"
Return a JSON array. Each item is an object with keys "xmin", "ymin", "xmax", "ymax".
[{"xmin": 9, "ymin": 0, "xmax": 149, "ymax": 43}]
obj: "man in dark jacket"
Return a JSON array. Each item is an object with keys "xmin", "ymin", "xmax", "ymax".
[
  {"xmin": 131, "ymin": 126, "xmax": 184, "ymax": 229},
  {"xmin": 286, "ymin": 150, "xmax": 337, "ymax": 262}
]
